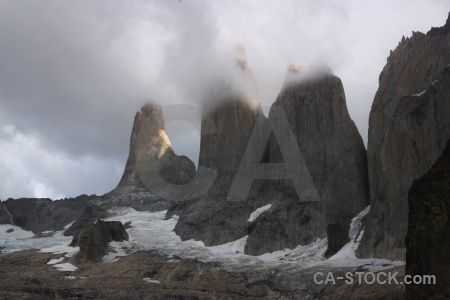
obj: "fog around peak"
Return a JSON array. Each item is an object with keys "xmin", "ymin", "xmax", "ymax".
[{"xmin": 0, "ymin": 0, "xmax": 449, "ymax": 199}]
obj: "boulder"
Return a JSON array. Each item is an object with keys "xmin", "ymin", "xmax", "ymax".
[{"xmin": 74, "ymin": 219, "xmax": 129, "ymax": 263}]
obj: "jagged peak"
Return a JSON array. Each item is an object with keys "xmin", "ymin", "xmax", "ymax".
[
  {"xmin": 307, "ymin": 63, "xmax": 333, "ymax": 78},
  {"xmin": 427, "ymin": 11, "xmax": 450, "ymax": 36},
  {"xmin": 282, "ymin": 63, "xmax": 334, "ymax": 88},
  {"xmin": 202, "ymin": 43, "xmax": 261, "ymax": 115},
  {"xmin": 139, "ymin": 102, "xmax": 162, "ymax": 115},
  {"xmin": 234, "ymin": 42, "xmax": 248, "ymax": 70},
  {"xmin": 287, "ymin": 64, "xmax": 303, "ymax": 74}
]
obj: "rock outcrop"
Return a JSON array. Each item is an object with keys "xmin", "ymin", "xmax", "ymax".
[
  {"xmin": 358, "ymin": 13, "xmax": 450, "ymax": 259},
  {"xmin": 73, "ymin": 219, "xmax": 129, "ymax": 263},
  {"xmin": 170, "ymin": 60, "xmax": 368, "ymax": 256},
  {"xmin": 245, "ymin": 66, "xmax": 369, "ymax": 255},
  {"xmin": 271, "ymin": 65, "xmax": 369, "ymax": 227},
  {"xmin": 406, "ymin": 140, "xmax": 450, "ymax": 299},
  {"xmin": 168, "ymin": 45, "xmax": 268, "ymax": 246},
  {"xmin": 101, "ymin": 104, "xmax": 196, "ymax": 211},
  {"xmin": 324, "ymin": 223, "xmax": 350, "ymax": 258}
]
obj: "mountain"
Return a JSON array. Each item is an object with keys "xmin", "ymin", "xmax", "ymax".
[
  {"xmin": 246, "ymin": 65, "xmax": 369, "ymax": 255},
  {"xmin": 167, "ymin": 50, "xmax": 368, "ymax": 256},
  {"xmin": 2, "ymin": 13, "xmax": 450, "ymax": 299},
  {"xmin": 101, "ymin": 104, "xmax": 196, "ymax": 211},
  {"xmin": 358, "ymin": 13, "xmax": 450, "ymax": 259},
  {"xmin": 0, "ymin": 104, "xmax": 196, "ymax": 237},
  {"xmin": 167, "ymin": 45, "xmax": 270, "ymax": 246}
]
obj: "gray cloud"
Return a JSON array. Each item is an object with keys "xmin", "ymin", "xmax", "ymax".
[{"xmin": 0, "ymin": 0, "xmax": 449, "ymax": 199}]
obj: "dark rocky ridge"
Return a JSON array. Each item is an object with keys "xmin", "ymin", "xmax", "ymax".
[
  {"xmin": 427, "ymin": 12, "xmax": 450, "ymax": 36},
  {"xmin": 0, "ymin": 195, "xmax": 99, "ymax": 234},
  {"xmin": 405, "ymin": 140, "xmax": 450, "ymax": 299},
  {"xmin": 358, "ymin": 14, "xmax": 450, "ymax": 259}
]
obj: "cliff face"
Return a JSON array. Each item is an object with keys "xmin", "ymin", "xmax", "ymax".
[
  {"xmin": 245, "ymin": 67, "xmax": 369, "ymax": 255},
  {"xmin": 406, "ymin": 140, "xmax": 450, "ymax": 299},
  {"xmin": 270, "ymin": 68, "xmax": 369, "ymax": 225},
  {"xmin": 358, "ymin": 14, "xmax": 450, "ymax": 259},
  {"xmin": 170, "ymin": 61, "xmax": 368, "ymax": 256},
  {"xmin": 169, "ymin": 47, "xmax": 269, "ymax": 246},
  {"xmin": 103, "ymin": 104, "xmax": 196, "ymax": 211}
]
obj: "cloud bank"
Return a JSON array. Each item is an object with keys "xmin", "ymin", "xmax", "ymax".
[{"xmin": 0, "ymin": 0, "xmax": 449, "ymax": 199}]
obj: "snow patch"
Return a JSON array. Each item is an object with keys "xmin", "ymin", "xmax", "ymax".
[
  {"xmin": 0, "ymin": 206, "xmax": 404, "ymax": 276},
  {"xmin": 40, "ymin": 244, "xmax": 79, "ymax": 258},
  {"xmin": 41, "ymin": 231, "xmax": 55, "ymax": 235},
  {"xmin": 329, "ymin": 206, "xmax": 370, "ymax": 260},
  {"xmin": 207, "ymin": 235, "xmax": 248, "ymax": 255},
  {"xmin": 0, "ymin": 224, "xmax": 34, "ymax": 241},
  {"xmin": 257, "ymin": 238, "xmax": 327, "ymax": 264},
  {"xmin": 248, "ymin": 204, "xmax": 271, "ymax": 222},
  {"xmin": 325, "ymin": 206, "xmax": 404, "ymax": 271},
  {"xmin": 102, "ymin": 206, "xmax": 404, "ymax": 272},
  {"xmin": 413, "ymin": 90, "xmax": 426, "ymax": 97},
  {"xmin": 143, "ymin": 278, "xmax": 161, "ymax": 284},
  {"xmin": 102, "ymin": 240, "xmax": 133, "ymax": 263},
  {"xmin": 47, "ymin": 257, "xmax": 65, "ymax": 265},
  {"xmin": 39, "ymin": 221, "xmax": 79, "ymax": 258},
  {"xmin": 54, "ymin": 263, "xmax": 77, "ymax": 272}
]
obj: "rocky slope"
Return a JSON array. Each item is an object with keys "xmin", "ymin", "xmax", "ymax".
[
  {"xmin": 358, "ymin": 13, "xmax": 450, "ymax": 259},
  {"xmin": 0, "ymin": 249, "xmax": 405, "ymax": 300},
  {"xmin": 406, "ymin": 140, "xmax": 450, "ymax": 299}
]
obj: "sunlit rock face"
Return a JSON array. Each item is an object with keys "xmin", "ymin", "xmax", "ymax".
[
  {"xmin": 283, "ymin": 64, "xmax": 303, "ymax": 86},
  {"xmin": 406, "ymin": 140, "xmax": 450, "ymax": 299},
  {"xmin": 104, "ymin": 104, "xmax": 196, "ymax": 211},
  {"xmin": 358, "ymin": 13, "xmax": 450, "ymax": 259}
]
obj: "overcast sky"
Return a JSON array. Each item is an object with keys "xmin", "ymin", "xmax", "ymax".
[{"xmin": 0, "ymin": 0, "xmax": 449, "ymax": 200}]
